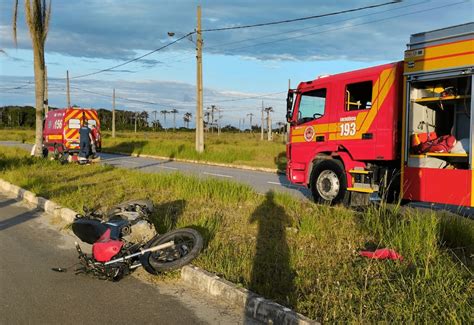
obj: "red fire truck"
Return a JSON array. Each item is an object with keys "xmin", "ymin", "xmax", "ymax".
[
  {"xmin": 43, "ymin": 107, "xmax": 101, "ymax": 158},
  {"xmin": 286, "ymin": 23, "xmax": 473, "ymax": 213}
]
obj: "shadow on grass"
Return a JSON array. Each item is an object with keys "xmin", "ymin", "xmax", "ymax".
[
  {"xmin": 152, "ymin": 199, "xmax": 187, "ymax": 234},
  {"xmin": 0, "ymin": 153, "xmax": 35, "ymax": 172},
  {"xmin": 274, "ymin": 151, "xmax": 287, "ymax": 171},
  {"xmin": 246, "ymin": 191, "xmax": 295, "ymax": 316}
]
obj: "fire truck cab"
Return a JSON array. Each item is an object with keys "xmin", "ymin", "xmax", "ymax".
[
  {"xmin": 286, "ymin": 62, "xmax": 403, "ymax": 205},
  {"xmin": 286, "ymin": 23, "xmax": 473, "ymax": 212}
]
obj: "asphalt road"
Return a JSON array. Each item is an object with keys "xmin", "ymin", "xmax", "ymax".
[
  {"xmin": 0, "ymin": 141, "xmax": 312, "ymax": 200},
  {"xmin": 0, "ymin": 193, "xmax": 254, "ymax": 324}
]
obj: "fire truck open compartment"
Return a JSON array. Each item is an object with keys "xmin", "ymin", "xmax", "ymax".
[{"xmin": 406, "ymin": 74, "xmax": 472, "ymax": 170}]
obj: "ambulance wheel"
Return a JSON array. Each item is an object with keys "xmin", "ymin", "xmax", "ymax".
[{"xmin": 310, "ymin": 160, "xmax": 347, "ymax": 205}]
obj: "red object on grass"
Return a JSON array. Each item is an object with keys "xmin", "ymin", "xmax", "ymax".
[{"xmin": 359, "ymin": 248, "xmax": 403, "ymax": 261}]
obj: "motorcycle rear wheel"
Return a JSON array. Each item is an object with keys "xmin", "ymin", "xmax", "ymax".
[{"xmin": 141, "ymin": 228, "xmax": 203, "ymax": 274}]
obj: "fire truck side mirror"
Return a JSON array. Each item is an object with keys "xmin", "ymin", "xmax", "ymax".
[{"xmin": 286, "ymin": 90, "xmax": 295, "ymax": 123}]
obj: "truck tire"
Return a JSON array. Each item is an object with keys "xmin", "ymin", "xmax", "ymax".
[{"xmin": 310, "ymin": 159, "xmax": 347, "ymax": 205}]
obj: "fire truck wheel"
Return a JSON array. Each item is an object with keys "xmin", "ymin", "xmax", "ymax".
[{"xmin": 310, "ymin": 159, "xmax": 347, "ymax": 205}]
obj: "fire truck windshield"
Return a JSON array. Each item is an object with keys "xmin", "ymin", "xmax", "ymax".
[{"xmin": 297, "ymin": 88, "xmax": 326, "ymax": 124}]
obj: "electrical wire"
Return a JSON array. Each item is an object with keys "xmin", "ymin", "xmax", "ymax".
[
  {"xmin": 69, "ymin": 85, "xmax": 191, "ymax": 110},
  {"xmin": 202, "ymin": 1, "xmax": 400, "ymax": 32},
  {"xmin": 0, "ymin": 82, "xmax": 33, "ymax": 91},
  {"xmin": 204, "ymin": 91, "xmax": 286, "ymax": 104},
  {"xmin": 65, "ymin": 2, "xmax": 402, "ymax": 78},
  {"xmin": 216, "ymin": 0, "xmax": 469, "ymax": 53},
  {"xmin": 204, "ymin": 0, "xmax": 429, "ymax": 50},
  {"xmin": 70, "ymin": 32, "xmax": 195, "ymax": 80}
]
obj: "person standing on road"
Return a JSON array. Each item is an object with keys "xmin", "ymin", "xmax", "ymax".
[
  {"xmin": 90, "ymin": 124, "xmax": 100, "ymax": 158},
  {"xmin": 79, "ymin": 119, "xmax": 93, "ymax": 162}
]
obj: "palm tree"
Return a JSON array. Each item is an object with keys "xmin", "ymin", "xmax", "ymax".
[
  {"xmin": 13, "ymin": 0, "xmax": 51, "ymax": 157},
  {"xmin": 170, "ymin": 108, "xmax": 178, "ymax": 130},
  {"xmin": 160, "ymin": 110, "xmax": 169, "ymax": 129},
  {"xmin": 183, "ymin": 112, "xmax": 192, "ymax": 128}
]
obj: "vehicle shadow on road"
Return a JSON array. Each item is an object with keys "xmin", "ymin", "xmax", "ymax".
[
  {"xmin": 0, "ymin": 208, "xmax": 41, "ymax": 231},
  {"xmin": 277, "ymin": 173, "xmax": 312, "ymax": 199},
  {"xmin": 245, "ymin": 191, "xmax": 295, "ymax": 321}
]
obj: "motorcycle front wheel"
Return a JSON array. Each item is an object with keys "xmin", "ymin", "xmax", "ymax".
[{"xmin": 141, "ymin": 228, "xmax": 203, "ymax": 274}]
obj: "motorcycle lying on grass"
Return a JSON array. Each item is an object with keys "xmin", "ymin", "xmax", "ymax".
[{"xmin": 60, "ymin": 200, "xmax": 203, "ymax": 281}]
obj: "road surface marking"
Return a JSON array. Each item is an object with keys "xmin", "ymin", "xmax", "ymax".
[
  {"xmin": 268, "ymin": 181, "xmax": 303, "ymax": 189},
  {"xmin": 122, "ymin": 160, "xmax": 140, "ymax": 165},
  {"xmin": 203, "ymin": 172, "xmax": 233, "ymax": 178},
  {"xmin": 157, "ymin": 165, "xmax": 178, "ymax": 170}
]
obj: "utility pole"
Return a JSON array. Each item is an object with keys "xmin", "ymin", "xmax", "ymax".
[
  {"xmin": 152, "ymin": 110, "xmax": 157, "ymax": 131},
  {"xmin": 264, "ymin": 106, "xmax": 273, "ymax": 141},
  {"xmin": 260, "ymin": 101, "xmax": 264, "ymax": 140},
  {"xmin": 195, "ymin": 5, "xmax": 204, "ymax": 152},
  {"xmin": 66, "ymin": 70, "xmax": 71, "ymax": 108},
  {"xmin": 112, "ymin": 88, "xmax": 116, "ymax": 138},
  {"xmin": 134, "ymin": 112, "xmax": 138, "ymax": 133},
  {"xmin": 207, "ymin": 105, "xmax": 219, "ymax": 133},
  {"xmin": 247, "ymin": 113, "xmax": 254, "ymax": 133},
  {"xmin": 44, "ymin": 66, "xmax": 49, "ymax": 115}
]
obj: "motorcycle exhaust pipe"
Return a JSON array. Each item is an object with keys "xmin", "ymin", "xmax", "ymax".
[{"xmin": 104, "ymin": 241, "xmax": 175, "ymax": 266}]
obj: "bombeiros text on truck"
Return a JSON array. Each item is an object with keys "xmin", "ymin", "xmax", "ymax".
[{"xmin": 286, "ymin": 23, "xmax": 473, "ymax": 214}]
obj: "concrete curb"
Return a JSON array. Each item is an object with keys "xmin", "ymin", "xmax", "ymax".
[
  {"xmin": 181, "ymin": 265, "xmax": 318, "ymax": 325},
  {"xmin": 0, "ymin": 178, "xmax": 317, "ymax": 325},
  {"xmin": 102, "ymin": 150, "xmax": 286, "ymax": 175},
  {"xmin": 0, "ymin": 179, "xmax": 76, "ymax": 223}
]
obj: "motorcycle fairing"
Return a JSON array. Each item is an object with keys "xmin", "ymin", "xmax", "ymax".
[{"xmin": 92, "ymin": 228, "xmax": 124, "ymax": 262}]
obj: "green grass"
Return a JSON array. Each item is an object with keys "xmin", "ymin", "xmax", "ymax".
[
  {"xmin": 0, "ymin": 129, "xmax": 287, "ymax": 170},
  {"xmin": 0, "ymin": 146, "xmax": 472, "ymax": 323},
  {"xmin": 0, "ymin": 128, "xmax": 35, "ymax": 143}
]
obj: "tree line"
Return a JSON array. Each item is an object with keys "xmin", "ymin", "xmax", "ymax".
[{"xmin": 0, "ymin": 106, "xmax": 162, "ymax": 131}]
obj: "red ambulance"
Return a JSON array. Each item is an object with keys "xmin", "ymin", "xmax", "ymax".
[{"xmin": 43, "ymin": 107, "xmax": 101, "ymax": 158}]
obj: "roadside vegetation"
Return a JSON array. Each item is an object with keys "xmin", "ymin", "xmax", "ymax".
[
  {"xmin": 0, "ymin": 146, "xmax": 472, "ymax": 323},
  {"xmin": 0, "ymin": 129, "xmax": 287, "ymax": 170},
  {"xmin": 0, "ymin": 128, "xmax": 35, "ymax": 143}
]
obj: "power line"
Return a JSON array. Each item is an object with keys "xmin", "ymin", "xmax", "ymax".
[
  {"xmin": 216, "ymin": 0, "xmax": 468, "ymax": 53},
  {"xmin": 65, "ymin": 2, "xmax": 400, "ymax": 79},
  {"xmin": 204, "ymin": 91, "xmax": 286, "ymax": 104},
  {"xmin": 70, "ymin": 32, "xmax": 195, "ymax": 80},
  {"xmin": 204, "ymin": 0, "xmax": 428, "ymax": 50},
  {"xmin": 68, "ymin": 85, "xmax": 192, "ymax": 110},
  {"xmin": 0, "ymin": 82, "xmax": 33, "ymax": 91},
  {"xmin": 201, "ymin": 1, "xmax": 401, "ymax": 32}
]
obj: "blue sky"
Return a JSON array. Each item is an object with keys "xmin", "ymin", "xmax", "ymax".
[{"xmin": 0, "ymin": 0, "xmax": 472, "ymax": 128}]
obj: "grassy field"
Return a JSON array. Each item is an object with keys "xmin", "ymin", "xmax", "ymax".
[
  {"xmin": 0, "ymin": 128, "xmax": 35, "ymax": 143},
  {"xmin": 0, "ymin": 128, "xmax": 287, "ymax": 170},
  {"xmin": 0, "ymin": 146, "xmax": 472, "ymax": 323}
]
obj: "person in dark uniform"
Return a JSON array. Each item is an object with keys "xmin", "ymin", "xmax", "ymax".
[{"xmin": 78, "ymin": 119, "xmax": 93, "ymax": 162}]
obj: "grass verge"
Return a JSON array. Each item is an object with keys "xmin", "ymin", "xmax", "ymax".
[
  {"xmin": 0, "ymin": 129, "xmax": 287, "ymax": 170},
  {"xmin": 0, "ymin": 146, "xmax": 472, "ymax": 323}
]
